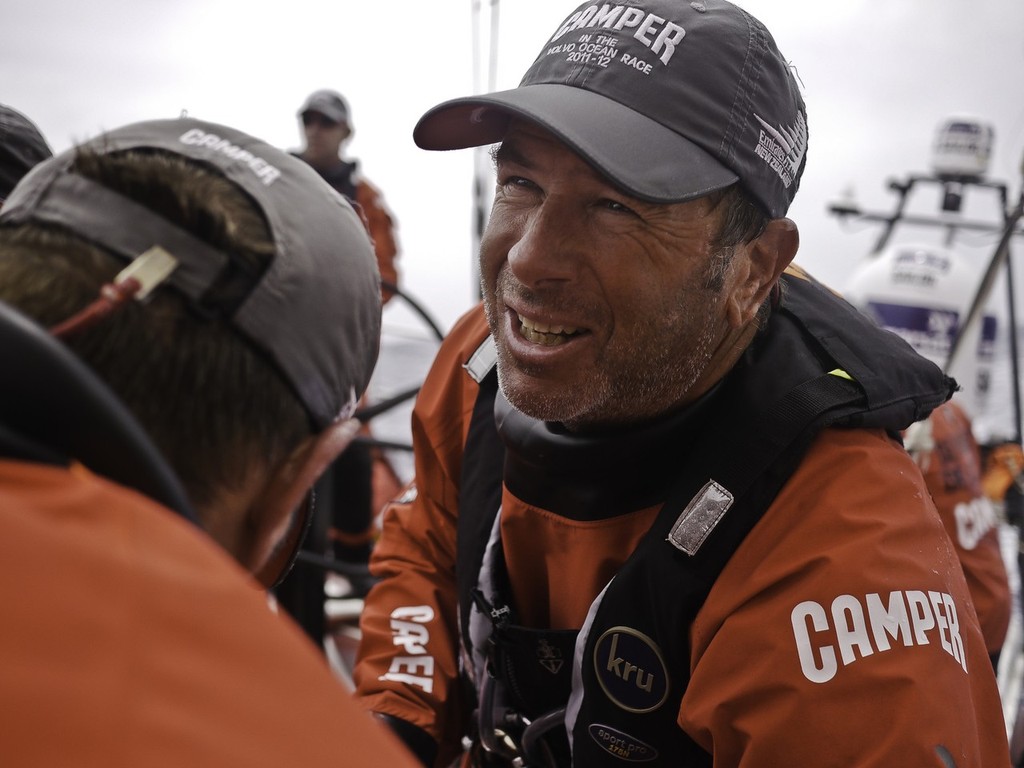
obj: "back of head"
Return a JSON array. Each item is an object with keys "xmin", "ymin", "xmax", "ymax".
[
  {"xmin": 0, "ymin": 105, "xmax": 52, "ymax": 200},
  {"xmin": 414, "ymin": 0, "xmax": 807, "ymax": 218},
  {"xmin": 0, "ymin": 118, "xmax": 381, "ymax": 509}
]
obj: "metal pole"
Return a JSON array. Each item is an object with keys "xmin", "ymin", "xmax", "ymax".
[
  {"xmin": 470, "ymin": 0, "xmax": 486, "ymax": 299},
  {"xmin": 945, "ymin": 190, "xmax": 1024, "ymax": 373},
  {"xmin": 1003, "ymin": 250, "xmax": 1022, "ymax": 443},
  {"xmin": 868, "ymin": 178, "xmax": 914, "ymax": 255}
]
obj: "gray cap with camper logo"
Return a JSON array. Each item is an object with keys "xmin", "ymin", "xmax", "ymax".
[
  {"xmin": 414, "ymin": 0, "xmax": 807, "ymax": 218},
  {"xmin": 0, "ymin": 117, "xmax": 381, "ymax": 430}
]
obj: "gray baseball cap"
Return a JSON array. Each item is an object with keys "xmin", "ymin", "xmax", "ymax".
[
  {"xmin": 414, "ymin": 0, "xmax": 807, "ymax": 218},
  {"xmin": 0, "ymin": 105, "xmax": 52, "ymax": 200},
  {"xmin": 0, "ymin": 117, "xmax": 381, "ymax": 430},
  {"xmin": 298, "ymin": 89, "xmax": 351, "ymax": 126}
]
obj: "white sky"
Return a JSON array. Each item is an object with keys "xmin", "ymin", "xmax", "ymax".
[{"xmin": 4, "ymin": 0, "xmax": 1024, "ymax": 338}]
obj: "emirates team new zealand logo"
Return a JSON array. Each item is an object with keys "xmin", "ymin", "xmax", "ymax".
[{"xmin": 594, "ymin": 627, "xmax": 669, "ymax": 713}]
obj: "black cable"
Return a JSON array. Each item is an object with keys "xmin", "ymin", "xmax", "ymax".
[
  {"xmin": 292, "ymin": 549, "xmax": 373, "ymax": 579},
  {"xmin": 353, "ymin": 435, "xmax": 414, "ymax": 453},
  {"xmin": 382, "ymin": 280, "xmax": 445, "ymax": 342},
  {"xmin": 354, "ymin": 384, "xmax": 421, "ymax": 423}
]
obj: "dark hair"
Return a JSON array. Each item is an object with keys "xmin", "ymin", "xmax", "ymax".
[
  {"xmin": 709, "ymin": 183, "xmax": 770, "ymax": 249},
  {"xmin": 0, "ymin": 148, "xmax": 309, "ymax": 509},
  {"xmin": 706, "ymin": 184, "xmax": 777, "ymax": 325}
]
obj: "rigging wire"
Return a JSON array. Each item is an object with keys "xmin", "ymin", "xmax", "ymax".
[{"xmin": 470, "ymin": 0, "xmax": 501, "ymax": 300}]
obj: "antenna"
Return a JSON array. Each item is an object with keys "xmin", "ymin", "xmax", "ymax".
[
  {"xmin": 470, "ymin": 0, "xmax": 501, "ymax": 300},
  {"xmin": 828, "ymin": 117, "xmax": 1024, "ymax": 442}
]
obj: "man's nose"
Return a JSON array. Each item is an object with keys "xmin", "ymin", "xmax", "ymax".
[{"xmin": 506, "ymin": 200, "xmax": 581, "ymax": 288}]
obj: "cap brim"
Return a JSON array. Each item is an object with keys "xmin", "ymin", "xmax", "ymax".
[
  {"xmin": 413, "ymin": 83, "xmax": 738, "ymax": 204},
  {"xmin": 298, "ymin": 107, "xmax": 346, "ymax": 125}
]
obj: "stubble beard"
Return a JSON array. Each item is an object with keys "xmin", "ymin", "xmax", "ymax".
[
  {"xmin": 586, "ymin": 287, "xmax": 723, "ymax": 430},
  {"xmin": 486, "ymin": 272, "xmax": 727, "ymax": 433}
]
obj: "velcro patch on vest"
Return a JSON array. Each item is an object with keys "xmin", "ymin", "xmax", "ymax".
[
  {"xmin": 667, "ymin": 479, "xmax": 734, "ymax": 555},
  {"xmin": 464, "ymin": 336, "xmax": 498, "ymax": 383}
]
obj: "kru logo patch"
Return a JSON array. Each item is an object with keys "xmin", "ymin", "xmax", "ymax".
[
  {"xmin": 588, "ymin": 723, "xmax": 659, "ymax": 762},
  {"xmin": 594, "ymin": 627, "xmax": 669, "ymax": 713}
]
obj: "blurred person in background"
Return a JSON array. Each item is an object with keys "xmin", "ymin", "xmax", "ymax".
[{"xmin": 277, "ymin": 89, "xmax": 404, "ymax": 648}]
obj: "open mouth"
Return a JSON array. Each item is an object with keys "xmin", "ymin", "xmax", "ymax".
[{"xmin": 517, "ymin": 314, "xmax": 582, "ymax": 347}]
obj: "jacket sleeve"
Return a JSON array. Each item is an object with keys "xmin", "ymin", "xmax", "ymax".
[
  {"xmin": 913, "ymin": 401, "xmax": 1011, "ymax": 656},
  {"xmin": 681, "ymin": 427, "xmax": 1011, "ymax": 767},
  {"xmin": 355, "ymin": 180, "xmax": 400, "ymax": 303},
  {"xmin": 353, "ymin": 307, "xmax": 490, "ymax": 764}
]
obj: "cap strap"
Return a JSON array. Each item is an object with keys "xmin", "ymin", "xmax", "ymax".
[{"xmin": 23, "ymin": 172, "xmax": 227, "ymax": 302}]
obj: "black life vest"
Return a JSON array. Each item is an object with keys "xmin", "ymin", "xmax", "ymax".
[
  {"xmin": 457, "ymin": 273, "xmax": 955, "ymax": 766},
  {"xmin": 0, "ymin": 299, "xmax": 197, "ymax": 522}
]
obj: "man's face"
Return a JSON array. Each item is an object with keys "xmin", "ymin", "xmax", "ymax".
[
  {"xmin": 301, "ymin": 111, "xmax": 348, "ymax": 168},
  {"xmin": 480, "ymin": 121, "xmax": 745, "ymax": 432}
]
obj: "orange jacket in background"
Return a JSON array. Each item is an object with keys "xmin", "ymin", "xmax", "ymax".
[
  {"xmin": 354, "ymin": 178, "xmax": 399, "ymax": 302},
  {"xmin": 906, "ymin": 399, "xmax": 1012, "ymax": 655}
]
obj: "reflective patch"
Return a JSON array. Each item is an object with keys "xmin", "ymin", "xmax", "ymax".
[
  {"xmin": 464, "ymin": 336, "xmax": 497, "ymax": 382},
  {"xmin": 593, "ymin": 627, "xmax": 669, "ymax": 713},
  {"xmin": 588, "ymin": 723, "xmax": 659, "ymax": 762},
  {"xmin": 667, "ymin": 479, "xmax": 733, "ymax": 555},
  {"xmin": 394, "ymin": 484, "xmax": 418, "ymax": 504}
]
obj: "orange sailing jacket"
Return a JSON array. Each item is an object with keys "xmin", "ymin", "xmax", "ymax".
[
  {"xmin": 293, "ymin": 153, "xmax": 400, "ymax": 302},
  {"xmin": 356, "ymin": 278, "xmax": 1010, "ymax": 766},
  {"xmin": 908, "ymin": 399, "xmax": 1012, "ymax": 656},
  {"xmin": 0, "ymin": 459, "xmax": 417, "ymax": 767}
]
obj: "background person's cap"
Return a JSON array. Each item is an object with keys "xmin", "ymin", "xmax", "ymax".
[
  {"xmin": 0, "ymin": 105, "xmax": 53, "ymax": 200},
  {"xmin": 414, "ymin": 0, "xmax": 807, "ymax": 218},
  {"xmin": 298, "ymin": 89, "xmax": 351, "ymax": 126},
  {"xmin": 0, "ymin": 117, "xmax": 381, "ymax": 430}
]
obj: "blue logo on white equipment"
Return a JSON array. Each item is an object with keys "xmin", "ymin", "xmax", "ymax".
[{"xmin": 594, "ymin": 627, "xmax": 669, "ymax": 713}]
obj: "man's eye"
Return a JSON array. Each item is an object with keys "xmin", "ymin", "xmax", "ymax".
[
  {"xmin": 601, "ymin": 198, "xmax": 636, "ymax": 215},
  {"xmin": 501, "ymin": 175, "xmax": 535, "ymax": 190}
]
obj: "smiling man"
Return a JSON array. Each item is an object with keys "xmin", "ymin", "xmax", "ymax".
[{"xmin": 353, "ymin": 1, "xmax": 1010, "ymax": 766}]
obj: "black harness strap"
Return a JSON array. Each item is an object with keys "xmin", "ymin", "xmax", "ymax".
[
  {"xmin": 0, "ymin": 299, "xmax": 197, "ymax": 522},
  {"xmin": 458, "ymin": 362, "xmax": 505, "ymax": 655},
  {"xmin": 570, "ymin": 370, "xmax": 864, "ymax": 766},
  {"xmin": 0, "ymin": 423, "xmax": 68, "ymax": 467}
]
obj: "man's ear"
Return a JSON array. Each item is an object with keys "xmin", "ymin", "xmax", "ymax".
[
  {"xmin": 726, "ymin": 218, "xmax": 799, "ymax": 327},
  {"xmin": 244, "ymin": 418, "xmax": 362, "ymax": 587}
]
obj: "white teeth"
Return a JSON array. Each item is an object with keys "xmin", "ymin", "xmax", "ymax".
[
  {"xmin": 518, "ymin": 314, "xmax": 579, "ymax": 335},
  {"xmin": 517, "ymin": 314, "xmax": 580, "ymax": 347}
]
